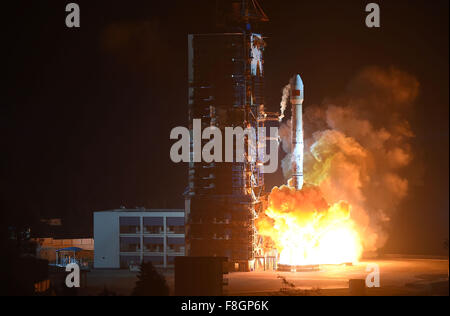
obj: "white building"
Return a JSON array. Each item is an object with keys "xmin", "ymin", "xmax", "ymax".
[{"xmin": 94, "ymin": 209, "xmax": 185, "ymax": 269}]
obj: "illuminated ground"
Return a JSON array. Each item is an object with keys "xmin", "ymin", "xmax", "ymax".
[
  {"xmin": 225, "ymin": 258, "xmax": 449, "ymax": 296},
  {"xmin": 80, "ymin": 257, "xmax": 448, "ymax": 296}
]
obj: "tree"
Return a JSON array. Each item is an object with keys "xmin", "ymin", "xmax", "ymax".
[
  {"xmin": 132, "ymin": 262, "xmax": 169, "ymax": 296},
  {"xmin": 0, "ymin": 225, "xmax": 47, "ymax": 296}
]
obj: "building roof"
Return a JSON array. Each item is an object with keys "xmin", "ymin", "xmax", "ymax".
[{"xmin": 56, "ymin": 247, "xmax": 83, "ymax": 253}]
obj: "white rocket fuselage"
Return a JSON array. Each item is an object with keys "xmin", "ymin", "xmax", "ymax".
[{"xmin": 291, "ymin": 74, "xmax": 304, "ymax": 190}]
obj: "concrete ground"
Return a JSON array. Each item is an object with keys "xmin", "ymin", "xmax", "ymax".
[
  {"xmin": 225, "ymin": 258, "xmax": 449, "ymax": 296},
  {"xmin": 79, "ymin": 258, "xmax": 448, "ymax": 296}
]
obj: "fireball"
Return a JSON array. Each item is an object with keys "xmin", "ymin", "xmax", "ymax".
[{"xmin": 257, "ymin": 185, "xmax": 363, "ymax": 266}]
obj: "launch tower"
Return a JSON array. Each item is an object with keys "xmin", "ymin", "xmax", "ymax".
[{"xmin": 185, "ymin": 0, "xmax": 269, "ymax": 271}]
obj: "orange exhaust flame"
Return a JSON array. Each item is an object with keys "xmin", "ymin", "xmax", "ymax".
[{"xmin": 257, "ymin": 185, "xmax": 363, "ymax": 266}]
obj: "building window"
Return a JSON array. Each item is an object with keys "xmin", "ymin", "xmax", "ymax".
[
  {"xmin": 167, "ymin": 237, "xmax": 185, "ymax": 253},
  {"xmin": 145, "ymin": 226, "xmax": 164, "ymax": 234},
  {"xmin": 143, "ymin": 217, "xmax": 164, "ymax": 234},
  {"xmin": 119, "ymin": 217, "xmax": 140, "ymax": 234},
  {"xmin": 120, "ymin": 237, "xmax": 140, "ymax": 252},
  {"xmin": 167, "ymin": 226, "xmax": 184, "ymax": 234},
  {"xmin": 144, "ymin": 237, "xmax": 164, "ymax": 253},
  {"xmin": 166, "ymin": 217, "xmax": 184, "ymax": 234},
  {"xmin": 167, "ymin": 244, "xmax": 185, "ymax": 253}
]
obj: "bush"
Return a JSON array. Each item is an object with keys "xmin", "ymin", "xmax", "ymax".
[{"xmin": 132, "ymin": 262, "xmax": 169, "ymax": 296}]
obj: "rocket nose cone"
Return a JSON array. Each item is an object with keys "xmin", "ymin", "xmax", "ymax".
[
  {"xmin": 294, "ymin": 74, "xmax": 304, "ymax": 91},
  {"xmin": 291, "ymin": 74, "xmax": 304, "ymax": 101}
]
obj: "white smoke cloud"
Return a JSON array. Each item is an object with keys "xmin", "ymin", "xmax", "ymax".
[
  {"xmin": 277, "ymin": 66, "xmax": 420, "ymax": 252},
  {"xmin": 278, "ymin": 83, "xmax": 290, "ymax": 121}
]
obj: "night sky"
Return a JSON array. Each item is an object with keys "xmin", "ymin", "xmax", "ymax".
[{"xmin": 3, "ymin": 0, "xmax": 449, "ymax": 254}]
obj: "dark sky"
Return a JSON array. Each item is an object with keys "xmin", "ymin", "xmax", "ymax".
[{"xmin": 3, "ymin": 0, "xmax": 449, "ymax": 254}]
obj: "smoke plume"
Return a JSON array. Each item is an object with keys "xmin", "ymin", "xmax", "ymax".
[
  {"xmin": 278, "ymin": 83, "xmax": 290, "ymax": 121},
  {"xmin": 278, "ymin": 66, "xmax": 419, "ymax": 252}
]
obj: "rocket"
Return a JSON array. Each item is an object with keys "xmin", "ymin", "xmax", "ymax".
[{"xmin": 291, "ymin": 74, "xmax": 304, "ymax": 190}]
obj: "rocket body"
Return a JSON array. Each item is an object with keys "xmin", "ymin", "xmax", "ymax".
[{"xmin": 291, "ymin": 74, "xmax": 304, "ymax": 190}]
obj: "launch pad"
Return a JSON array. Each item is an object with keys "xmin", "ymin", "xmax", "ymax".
[
  {"xmin": 224, "ymin": 258, "xmax": 449, "ymax": 296},
  {"xmin": 277, "ymin": 264, "xmax": 320, "ymax": 272}
]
